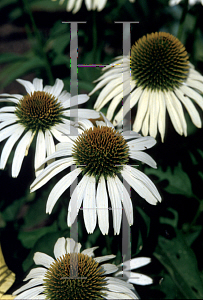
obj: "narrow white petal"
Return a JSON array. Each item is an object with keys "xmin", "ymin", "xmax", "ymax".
[
  {"xmin": 0, "ymin": 123, "xmax": 23, "ymax": 142},
  {"xmin": 81, "ymin": 246, "xmax": 99, "ymax": 257},
  {"xmin": 186, "ymin": 78, "xmax": 203, "ymax": 93},
  {"xmin": 89, "ymin": 73, "xmax": 119, "ymax": 96},
  {"xmin": 12, "ymin": 130, "xmax": 33, "ymax": 177},
  {"xmin": 133, "ymin": 88, "xmax": 149, "ymax": 133},
  {"xmin": 180, "ymin": 85, "xmax": 203, "ymax": 110},
  {"xmin": 123, "ymin": 165, "xmax": 161, "ymax": 202},
  {"xmin": 100, "ymin": 112, "xmax": 114, "ymax": 128},
  {"xmin": 13, "ymin": 286, "xmax": 44, "ymax": 299},
  {"xmin": 77, "ymin": 119, "xmax": 94, "ymax": 130},
  {"xmin": 33, "ymin": 78, "xmax": 43, "ymax": 91},
  {"xmin": 69, "ymin": 94, "xmax": 89, "ymax": 106},
  {"xmin": 45, "ymin": 130, "xmax": 56, "ymax": 164},
  {"xmin": 67, "ymin": 175, "xmax": 89, "ymax": 226},
  {"xmin": 127, "ymin": 136, "xmax": 156, "ymax": 150},
  {"xmin": 157, "ymin": 91, "xmax": 166, "ymax": 142},
  {"xmin": 94, "ymin": 254, "xmax": 116, "ymax": 263},
  {"xmin": 49, "ymin": 78, "xmax": 64, "ymax": 97},
  {"xmin": 46, "ymin": 168, "xmax": 82, "ymax": 214},
  {"xmin": 164, "ymin": 91, "xmax": 183, "ymax": 135},
  {"xmin": 101, "ymin": 263, "xmax": 118, "ymax": 275},
  {"xmin": 56, "ymin": 142, "xmax": 74, "ymax": 151},
  {"xmin": 105, "ymin": 280, "xmax": 138, "ymax": 299},
  {"xmin": 189, "ymin": 68, "xmax": 203, "ymax": 82},
  {"xmin": 83, "ymin": 176, "xmax": 97, "ymax": 234},
  {"xmin": 96, "ymin": 175, "xmax": 109, "ymax": 235},
  {"xmin": 16, "ymin": 79, "xmax": 35, "ymax": 94},
  {"xmin": 51, "ymin": 127, "xmax": 74, "ymax": 142},
  {"xmin": 30, "ymin": 158, "xmax": 74, "ymax": 192},
  {"xmin": 58, "ymin": 91, "xmax": 71, "ymax": 106},
  {"xmin": 24, "ymin": 267, "xmax": 47, "ymax": 281},
  {"xmin": 149, "ymin": 90, "xmax": 159, "ymax": 138},
  {"xmin": 97, "ymin": 0, "xmax": 107, "ymax": 10},
  {"xmin": 12, "ymin": 278, "xmax": 43, "ymax": 295},
  {"xmin": 34, "ymin": 252, "xmax": 55, "ymax": 268},
  {"xmin": 122, "ymin": 131, "xmax": 141, "ymax": 140},
  {"xmin": 35, "ymin": 130, "xmax": 46, "ymax": 174},
  {"xmin": 129, "ymin": 151, "xmax": 157, "ymax": 168},
  {"xmin": 107, "ymin": 176, "xmax": 122, "ymax": 235},
  {"xmin": 114, "ymin": 176, "xmax": 133, "ymax": 225},
  {"xmin": 169, "ymin": 91, "xmax": 187, "ymax": 136},
  {"xmin": 121, "ymin": 257, "xmax": 151, "ymax": 270},
  {"xmin": 174, "ymin": 88, "xmax": 201, "ymax": 128},
  {"xmin": 0, "ymin": 106, "xmax": 16, "ymax": 113},
  {"xmin": 121, "ymin": 167, "xmax": 159, "ymax": 205},
  {"xmin": 54, "ymin": 237, "xmax": 66, "ymax": 259},
  {"xmin": 127, "ymin": 272, "xmax": 153, "ymax": 285},
  {"xmin": 0, "ymin": 126, "xmax": 24, "ymax": 169},
  {"xmin": 103, "ymin": 290, "xmax": 137, "ymax": 299},
  {"xmin": 66, "ymin": 0, "xmax": 75, "ymax": 11},
  {"xmin": 72, "ymin": 0, "xmax": 83, "ymax": 13},
  {"xmin": 0, "ymin": 116, "xmax": 18, "ymax": 130},
  {"xmin": 0, "ymin": 113, "xmax": 18, "ymax": 122},
  {"xmin": 63, "ymin": 108, "xmax": 100, "ymax": 119}
]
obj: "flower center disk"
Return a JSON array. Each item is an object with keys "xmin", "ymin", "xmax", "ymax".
[
  {"xmin": 43, "ymin": 253, "xmax": 106, "ymax": 299},
  {"xmin": 72, "ymin": 126, "xmax": 129, "ymax": 180},
  {"xmin": 131, "ymin": 32, "xmax": 189, "ymax": 91},
  {"xmin": 15, "ymin": 91, "xmax": 63, "ymax": 132}
]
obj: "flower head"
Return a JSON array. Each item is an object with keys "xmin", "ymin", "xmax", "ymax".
[
  {"xmin": 30, "ymin": 114, "xmax": 161, "ymax": 235},
  {"xmin": 52, "ymin": 0, "xmax": 135, "ymax": 14},
  {"xmin": 169, "ymin": 0, "xmax": 203, "ymax": 6},
  {"xmin": 13, "ymin": 237, "xmax": 138, "ymax": 299},
  {"xmin": 0, "ymin": 78, "xmax": 99, "ymax": 177},
  {"xmin": 90, "ymin": 32, "xmax": 203, "ymax": 142}
]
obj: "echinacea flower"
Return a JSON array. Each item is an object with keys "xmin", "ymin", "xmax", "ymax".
[
  {"xmin": 52, "ymin": 0, "xmax": 135, "ymax": 14},
  {"xmin": 169, "ymin": 0, "xmax": 203, "ymax": 6},
  {"xmin": 13, "ymin": 237, "xmax": 139, "ymax": 299},
  {"xmin": 30, "ymin": 114, "xmax": 161, "ymax": 235},
  {"xmin": 89, "ymin": 32, "xmax": 203, "ymax": 142},
  {"xmin": 115, "ymin": 257, "xmax": 153, "ymax": 286},
  {"xmin": 0, "ymin": 78, "xmax": 99, "ymax": 177}
]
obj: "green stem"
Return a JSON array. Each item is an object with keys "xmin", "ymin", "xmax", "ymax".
[
  {"xmin": 177, "ymin": 0, "xmax": 189, "ymax": 42},
  {"xmin": 20, "ymin": 0, "xmax": 54, "ymax": 84}
]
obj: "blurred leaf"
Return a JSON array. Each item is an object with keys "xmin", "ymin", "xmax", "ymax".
[
  {"xmin": 0, "ymin": 243, "xmax": 15, "ymax": 299},
  {"xmin": 154, "ymin": 230, "xmax": 203, "ymax": 299},
  {"xmin": 145, "ymin": 163, "xmax": 192, "ymax": 197},
  {"xmin": 183, "ymin": 225, "xmax": 202, "ymax": 247},
  {"xmin": 2, "ymin": 197, "xmax": 27, "ymax": 222},
  {"xmin": 160, "ymin": 208, "xmax": 179, "ymax": 228},
  {"xmin": 0, "ymin": 53, "xmax": 26, "ymax": 65},
  {"xmin": 0, "ymin": 56, "xmax": 45, "ymax": 89},
  {"xmin": 18, "ymin": 221, "xmax": 58, "ymax": 249},
  {"xmin": 0, "ymin": 0, "xmax": 17, "ymax": 9}
]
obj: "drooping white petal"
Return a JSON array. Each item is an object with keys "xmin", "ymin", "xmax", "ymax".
[
  {"xmin": 49, "ymin": 78, "xmax": 64, "ymax": 97},
  {"xmin": 101, "ymin": 263, "xmax": 118, "ymax": 275},
  {"xmin": 180, "ymin": 85, "xmax": 203, "ymax": 110},
  {"xmin": 107, "ymin": 176, "xmax": 122, "ymax": 235},
  {"xmin": 96, "ymin": 0, "xmax": 107, "ymax": 11},
  {"xmin": 33, "ymin": 252, "xmax": 55, "ymax": 268},
  {"xmin": 24, "ymin": 267, "xmax": 47, "ymax": 281},
  {"xmin": 0, "ymin": 126, "xmax": 24, "ymax": 169},
  {"xmin": 67, "ymin": 175, "xmax": 89, "ymax": 226},
  {"xmin": 103, "ymin": 290, "xmax": 137, "ymax": 299},
  {"xmin": 0, "ymin": 115, "xmax": 18, "ymax": 130},
  {"xmin": 13, "ymin": 286, "xmax": 44, "ymax": 299},
  {"xmin": 51, "ymin": 127, "xmax": 74, "ymax": 142},
  {"xmin": 129, "ymin": 151, "xmax": 157, "ymax": 168},
  {"xmin": 0, "ymin": 106, "xmax": 16, "ymax": 113},
  {"xmin": 149, "ymin": 90, "xmax": 159, "ymax": 138},
  {"xmin": 186, "ymin": 78, "xmax": 203, "ymax": 93},
  {"xmin": 30, "ymin": 158, "xmax": 74, "ymax": 192},
  {"xmin": 133, "ymin": 88, "xmax": 150, "ymax": 133},
  {"xmin": 158, "ymin": 91, "xmax": 166, "ymax": 142},
  {"xmin": 114, "ymin": 176, "xmax": 133, "ymax": 225},
  {"xmin": 169, "ymin": 91, "xmax": 187, "ymax": 136},
  {"xmin": 45, "ymin": 130, "xmax": 56, "ymax": 164},
  {"xmin": 0, "ymin": 123, "xmax": 23, "ymax": 142},
  {"xmin": 12, "ymin": 130, "xmax": 33, "ymax": 177},
  {"xmin": 94, "ymin": 254, "xmax": 116, "ymax": 264},
  {"xmin": 96, "ymin": 175, "xmax": 109, "ymax": 235},
  {"xmin": 104, "ymin": 279, "xmax": 138, "ymax": 299},
  {"xmin": 83, "ymin": 175, "xmax": 97, "ymax": 234},
  {"xmin": 63, "ymin": 108, "xmax": 100, "ymax": 119},
  {"xmin": 35, "ymin": 130, "xmax": 46, "ymax": 175},
  {"xmin": 12, "ymin": 278, "xmax": 44, "ymax": 295},
  {"xmin": 127, "ymin": 272, "xmax": 153, "ymax": 285},
  {"xmin": 120, "ymin": 257, "xmax": 151, "ymax": 270},
  {"xmin": 65, "ymin": 238, "xmax": 82, "ymax": 253},
  {"xmin": 127, "ymin": 136, "xmax": 156, "ymax": 150},
  {"xmin": 46, "ymin": 167, "xmax": 82, "ymax": 214},
  {"xmin": 81, "ymin": 246, "xmax": 99, "ymax": 257}
]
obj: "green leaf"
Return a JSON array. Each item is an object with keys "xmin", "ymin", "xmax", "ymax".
[
  {"xmin": 154, "ymin": 230, "xmax": 203, "ymax": 299},
  {"xmin": 0, "ymin": 53, "xmax": 26, "ymax": 65},
  {"xmin": 18, "ymin": 222, "xmax": 58, "ymax": 249},
  {"xmin": 145, "ymin": 163, "xmax": 192, "ymax": 197},
  {"xmin": 0, "ymin": 0, "xmax": 17, "ymax": 9}
]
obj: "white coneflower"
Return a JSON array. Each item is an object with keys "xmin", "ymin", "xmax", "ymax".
[
  {"xmin": 30, "ymin": 114, "xmax": 161, "ymax": 235},
  {"xmin": 115, "ymin": 257, "xmax": 153, "ymax": 285},
  {"xmin": 13, "ymin": 237, "xmax": 139, "ymax": 299},
  {"xmin": 169, "ymin": 0, "xmax": 203, "ymax": 6},
  {"xmin": 0, "ymin": 78, "xmax": 99, "ymax": 177},
  {"xmin": 52, "ymin": 0, "xmax": 135, "ymax": 14},
  {"xmin": 89, "ymin": 32, "xmax": 203, "ymax": 142}
]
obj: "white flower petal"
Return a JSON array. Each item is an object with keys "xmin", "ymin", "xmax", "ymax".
[
  {"xmin": 0, "ymin": 116, "xmax": 18, "ymax": 130},
  {"xmin": 0, "ymin": 106, "xmax": 16, "ymax": 113},
  {"xmin": 33, "ymin": 78, "xmax": 43, "ymax": 91},
  {"xmin": 94, "ymin": 254, "xmax": 116, "ymax": 264},
  {"xmin": 46, "ymin": 167, "xmax": 82, "ymax": 214},
  {"xmin": 133, "ymin": 88, "xmax": 150, "ymax": 133},
  {"xmin": 157, "ymin": 91, "xmax": 166, "ymax": 142},
  {"xmin": 24, "ymin": 267, "xmax": 47, "ymax": 281},
  {"xmin": 149, "ymin": 90, "xmax": 159, "ymax": 138},
  {"xmin": 45, "ymin": 130, "xmax": 56, "ymax": 163},
  {"xmin": 13, "ymin": 286, "xmax": 44, "ymax": 299},
  {"xmin": 120, "ymin": 257, "xmax": 151, "ymax": 270},
  {"xmin": 54, "ymin": 237, "xmax": 66, "ymax": 259},
  {"xmin": 127, "ymin": 272, "xmax": 153, "ymax": 285},
  {"xmin": 50, "ymin": 127, "xmax": 74, "ymax": 142},
  {"xmin": 34, "ymin": 252, "xmax": 55, "ymax": 268},
  {"xmin": 129, "ymin": 151, "xmax": 157, "ymax": 168},
  {"xmin": 63, "ymin": 108, "xmax": 100, "ymax": 119},
  {"xmin": 101, "ymin": 263, "xmax": 118, "ymax": 275},
  {"xmin": 83, "ymin": 175, "xmax": 97, "ymax": 234},
  {"xmin": 67, "ymin": 175, "xmax": 89, "ymax": 226},
  {"xmin": 13, "ymin": 278, "xmax": 44, "ymax": 295},
  {"xmin": 0, "ymin": 123, "xmax": 23, "ymax": 142},
  {"xmin": 107, "ymin": 176, "xmax": 122, "ymax": 235},
  {"xmin": 96, "ymin": 175, "xmax": 109, "ymax": 235},
  {"xmin": 35, "ymin": 130, "xmax": 46, "ymax": 174},
  {"xmin": 16, "ymin": 79, "xmax": 35, "ymax": 94},
  {"xmin": 127, "ymin": 136, "xmax": 156, "ymax": 150},
  {"xmin": 49, "ymin": 78, "xmax": 64, "ymax": 97},
  {"xmin": 186, "ymin": 78, "xmax": 203, "ymax": 93},
  {"xmin": 12, "ymin": 130, "xmax": 33, "ymax": 177},
  {"xmin": 0, "ymin": 126, "xmax": 25, "ymax": 169},
  {"xmin": 81, "ymin": 246, "xmax": 99, "ymax": 257},
  {"xmin": 103, "ymin": 290, "xmax": 137, "ymax": 299},
  {"xmin": 169, "ymin": 91, "xmax": 187, "ymax": 136},
  {"xmin": 180, "ymin": 84, "xmax": 203, "ymax": 110},
  {"xmin": 65, "ymin": 238, "xmax": 82, "ymax": 253}
]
